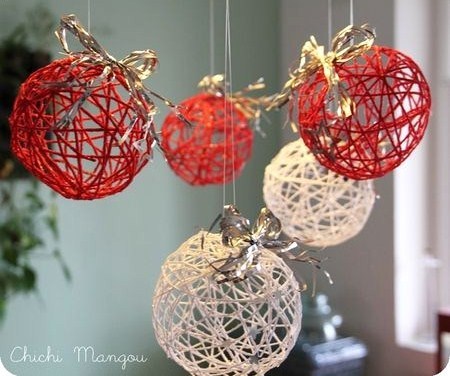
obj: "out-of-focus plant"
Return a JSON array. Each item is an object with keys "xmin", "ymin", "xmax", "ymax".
[
  {"xmin": 0, "ymin": 180, "xmax": 70, "ymax": 322},
  {"xmin": 0, "ymin": 3, "xmax": 54, "ymax": 177},
  {"xmin": 0, "ymin": 4, "xmax": 70, "ymax": 323}
]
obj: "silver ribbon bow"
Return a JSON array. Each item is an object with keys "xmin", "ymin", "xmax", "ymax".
[{"xmin": 210, "ymin": 205, "xmax": 330, "ymax": 287}]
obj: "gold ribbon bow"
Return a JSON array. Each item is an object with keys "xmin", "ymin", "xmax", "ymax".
[
  {"xmin": 198, "ymin": 74, "xmax": 266, "ymax": 124},
  {"xmin": 266, "ymin": 24, "xmax": 375, "ymax": 118},
  {"xmin": 55, "ymin": 15, "xmax": 159, "ymax": 121},
  {"xmin": 208, "ymin": 205, "xmax": 331, "ymax": 288},
  {"xmin": 53, "ymin": 14, "xmax": 188, "ymax": 152}
]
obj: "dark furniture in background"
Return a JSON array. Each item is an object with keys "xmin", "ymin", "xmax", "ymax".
[
  {"xmin": 437, "ymin": 309, "xmax": 450, "ymax": 373},
  {"xmin": 268, "ymin": 294, "xmax": 368, "ymax": 376}
]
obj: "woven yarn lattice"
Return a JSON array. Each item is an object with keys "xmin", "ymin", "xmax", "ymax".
[
  {"xmin": 152, "ymin": 231, "xmax": 301, "ymax": 376},
  {"xmin": 10, "ymin": 57, "xmax": 152, "ymax": 200},
  {"xmin": 161, "ymin": 93, "xmax": 253, "ymax": 186},
  {"xmin": 298, "ymin": 45, "xmax": 431, "ymax": 180},
  {"xmin": 263, "ymin": 139, "xmax": 375, "ymax": 248}
]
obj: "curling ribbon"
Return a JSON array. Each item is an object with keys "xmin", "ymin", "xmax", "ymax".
[
  {"xmin": 55, "ymin": 15, "xmax": 156, "ymax": 129},
  {"xmin": 198, "ymin": 74, "xmax": 266, "ymax": 124},
  {"xmin": 54, "ymin": 14, "xmax": 189, "ymax": 150},
  {"xmin": 266, "ymin": 24, "xmax": 375, "ymax": 118},
  {"xmin": 208, "ymin": 204, "xmax": 332, "ymax": 287}
]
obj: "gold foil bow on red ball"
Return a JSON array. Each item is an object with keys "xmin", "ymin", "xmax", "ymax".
[
  {"xmin": 266, "ymin": 24, "xmax": 375, "ymax": 125},
  {"xmin": 54, "ymin": 14, "xmax": 190, "ymax": 152},
  {"xmin": 198, "ymin": 74, "xmax": 267, "ymax": 129}
]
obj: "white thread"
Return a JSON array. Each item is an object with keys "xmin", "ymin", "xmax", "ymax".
[
  {"xmin": 87, "ymin": 0, "xmax": 91, "ymax": 33},
  {"xmin": 225, "ymin": 0, "xmax": 236, "ymax": 205},
  {"xmin": 222, "ymin": 0, "xmax": 235, "ymax": 209},
  {"xmin": 222, "ymin": 0, "xmax": 228, "ymax": 211},
  {"xmin": 210, "ymin": 0, "xmax": 215, "ymax": 75},
  {"xmin": 349, "ymin": 0, "xmax": 354, "ymax": 25},
  {"xmin": 328, "ymin": 0, "xmax": 333, "ymax": 50}
]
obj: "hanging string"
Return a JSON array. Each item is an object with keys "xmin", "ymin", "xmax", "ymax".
[
  {"xmin": 222, "ymin": 1, "xmax": 229, "ymax": 211},
  {"xmin": 327, "ymin": 0, "xmax": 333, "ymax": 50},
  {"xmin": 349, "ymin": 0, "xmax": 354, "ymax": 25},
  {"xmin": 327, "ymin": 0, "xmax": 338, "ymax": 113},
  {"xmin": 209, "ymin": 0, "xmax": 215, "ymax": 75},
  {"xmin": 87, "ymin": 0, "xmax": 91, "ymax": 33},
  {"xmin": 222, "ymin": 0, "xmax": 236, "ymax": 210},
  {"xmin": 226, "ymin": 0, "xmax": 236, "ymax": 205}
]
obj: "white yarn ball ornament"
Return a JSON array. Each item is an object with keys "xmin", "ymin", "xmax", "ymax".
[
  {"xmin": 152, "ymin": 231, "xmax": 302, "ymax": 376},
  {"xmin": 263, "ymin": 139, "xmax": 376, "ymax": 248}
]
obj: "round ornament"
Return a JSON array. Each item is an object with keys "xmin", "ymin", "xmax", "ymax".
[
  {"xmin": 152, "ymin": 231, "xmax": 302, "ymax": 376},
  {"xmin": 10, "ymin": 57, "xmax": 152, "ymax": 200},
  {"xmin": 263, "ymin": 139, "xmax": 376, "ymax": 247},
  {"xmin": 161, "ymin": 92, "xmax": 253, "ymax": 186},
  {"xmin": 298, "ymin": 45, "xmax": 431, "ymax": 180}
]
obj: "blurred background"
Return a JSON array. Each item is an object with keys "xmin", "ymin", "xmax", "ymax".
[{"xmin": 0, "ymin": 1, "xmax": 447, "ymax": 375}]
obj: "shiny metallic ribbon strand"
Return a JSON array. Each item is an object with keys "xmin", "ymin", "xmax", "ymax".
[
  {"xmin": 198, "ymin": 74, "xmax": 267, "ymax": 128},
  {"xmin": 206, "ymin": 204, "xmax": 332, "ymax": 288},
  {"xmin": 53, "ymin": 14, "xmax": 190, "ymax": 154},
  {"xmin": 265, "ymin": 24, "xmax": 375, "ymax": 119}
]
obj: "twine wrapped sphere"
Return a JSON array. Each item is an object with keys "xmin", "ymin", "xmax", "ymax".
[
  {"xmin": 263, "ymin": 139, "xmax": 376, "ymax": 248},
  {"xmin": 161, "ymin": 93, "xmax": 253, "ymax": 185},
  {"xmin": 10, "ymin": 57, "xmax": 152, "ymax": 200},
  {"xmin": 152, "ymin": 231, "xmax": 302, "ymax": 376},
  {"xmin": 298, "ymin": 45, "xmax": 431, "ymax": 180}
]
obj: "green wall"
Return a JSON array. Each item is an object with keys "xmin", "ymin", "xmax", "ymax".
[{"xmin": 0, "ymin": 1, "xmax": 280, "ymax": 375}]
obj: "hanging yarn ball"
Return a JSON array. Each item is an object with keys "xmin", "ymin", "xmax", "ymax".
[
  {"xmin": 161, "ymin": 93, "xmax": 253, "ymax": 186},
  {"xmin": 10, "ymin": 57, "xmax": 152, "ymax": 200},
  {"xmin": 263, "ymin": 139, "xmax": 376, "ymax": 248},
  {"xmin": 298, "ymin": 45, "xmax": 431, "ymax": 180},
  {"xmin": 152, "ymin": 231, "xmax": 302, "ymax": 376}
]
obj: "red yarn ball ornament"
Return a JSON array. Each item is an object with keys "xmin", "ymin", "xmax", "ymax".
[
  {"xmin": 161, "ymin": 93, "xmax": 253, "ymax": 185},
  {"xmin": 298, "ymin": 45, "xmax": 431, "ymax": 180},
  {"xmin": 10, "ymin": 57, "xmax": 152, "ymax": 200}
]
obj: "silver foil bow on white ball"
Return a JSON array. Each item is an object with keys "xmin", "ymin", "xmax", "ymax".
[{"xmin": 209, "ymin": 204, "xmax": 331, "ymax": 287}]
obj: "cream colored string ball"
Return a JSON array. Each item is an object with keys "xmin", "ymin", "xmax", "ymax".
[
  {"xmin": 152, "ymin": 231, "xmax": 302, "ymax": 376},
  {"xmin": 263, "ymin": 139, "xmax": 376, "ymax": 248}
]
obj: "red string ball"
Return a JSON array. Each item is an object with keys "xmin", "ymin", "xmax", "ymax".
[
  {"xmin": 298, "ymin": 45, "xmax": 432, "ymax": 180},
  {"xmin": 161, "ymin": 92, "xmax": 253, "ymax": 185},
  {"xmin": 10, "ymin": 57, "xmax": 152, "ymax": 200}
]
